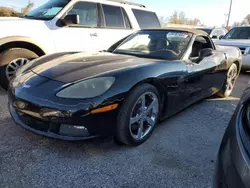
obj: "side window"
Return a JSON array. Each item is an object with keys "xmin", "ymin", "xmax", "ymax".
[
  {"xmin": 102, "ymin": 5, "xmax": 125, "ymax": 28},
  {"xmin": 190, "ymin": 36, "xmax": 213, "ymax": 59},
  {"xmin": 121, "ymin": 8, "xmax": 132, "ymax": 29},
  {"xmin": 67, "ymin": 2, "xmax": 97, "ymax": 27},
  {"xmin": 132, "ymin": 9, "xmax": 161, "ymax": 29}
]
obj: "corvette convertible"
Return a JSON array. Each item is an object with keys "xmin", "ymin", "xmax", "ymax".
[{"xmin": 8, "ymin": 28, "xmax": 242, "ymax": 146}]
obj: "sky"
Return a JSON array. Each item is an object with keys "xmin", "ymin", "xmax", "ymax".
[{"xmin": 0, "ymin": 0, "xmax": 249, "ymax": 26}]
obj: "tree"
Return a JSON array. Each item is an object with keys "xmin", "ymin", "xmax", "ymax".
[
  {"xmin": 246, "ymin": 14, "xmax": 250, "ymax": 24},
  {"xmin": 169, "ymin": 11, "xmax": 186, "ymax": 24},
  {"xmin": 168, "ymin": 11, "xmax": 201, "ymax": 26},
  {"xmin": 0, "ymin": 7, "xmax": 23, "ymax": 17},
  {"xmin": 242, "ymin": 14, "xmax": 250, "ymax": 25},
  {"xmin": 0, "ymin": 7, "xmax": 13, "ymax": 17},
  {"xmin": 231, "ymin": 14, "xmax": 250, "ymax": 27},
  {"xmin": 0, "ymin": 1, "xmax": 34, "ymax": 17},
  {"xmin": 159, "ymin": 16, "xmax": 168, "ymax": 27},
  {"xmin": 21, "ymin": 0, "xmax": 34, "ymax": 15},
  {"xmin": 232, "ymin": 21, "xmax": 242, "ymax": 27}
]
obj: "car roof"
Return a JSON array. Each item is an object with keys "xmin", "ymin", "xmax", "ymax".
[
  {"xmin": 141, "ymin": 28, "xmax": 208, "ymax": 36},
  {"xmin": 195, "ymin": 27, "xmax": 224, "ymax": 29},
  {"xmin": 233, "ymin": 26, "xmax": 250, "ymax": 28}
]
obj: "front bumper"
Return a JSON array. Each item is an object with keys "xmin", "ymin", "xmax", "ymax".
[
  {"xmin": 214, "ymin": 106, "xmax": 250, "ymax": 188},
  {"xmin": 8, "ymin": 90, "xmax": 120, "ymax": 141},
  {"xmin": 9, "ymin": 104, "xmax": 98, "ymax": 140}
]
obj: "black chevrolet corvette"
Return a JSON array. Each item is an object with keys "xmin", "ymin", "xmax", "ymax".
[
  {"xmin": 214, "ymin": 84, "xmax": 250, "ymax": 188},
  {"xmin": 8, "ymin": 29, "xmax": 242, "ymax": 146}
]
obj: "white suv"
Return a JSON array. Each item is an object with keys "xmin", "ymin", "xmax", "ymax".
[
  {"xmin": 215, "ymin": 26, "xmax": 250, "ymax": 71},
  {"xmin": 0, "ymin": 0, "xmax": 160, "ymax": 89}
]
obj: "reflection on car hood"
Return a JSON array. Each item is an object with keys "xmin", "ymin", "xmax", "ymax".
[
  {"xmin": 215, "ymin": 39, "xmax": 250, "ymax": 47},
  {"xmin": 31, "ymin": 52, "xmax": 158, "ymax": 83}
]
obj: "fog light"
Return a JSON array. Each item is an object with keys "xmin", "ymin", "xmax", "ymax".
[
  {"xmin": 73, "ymin": 126, "xmax": 87, "ymax": 130},
  {"xmin": 60, "ymin": 124, "xmax": 90, "ymax": 137}
]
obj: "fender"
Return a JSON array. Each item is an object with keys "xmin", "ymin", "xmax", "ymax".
[{"xmin": 0, "ymin": 36, "xmax": 48, "ymax": 55}]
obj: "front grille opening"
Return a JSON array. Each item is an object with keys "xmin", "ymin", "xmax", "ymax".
[{"xmin": 19, "ymin": 113, "xmax": 50, "ymax": 132}]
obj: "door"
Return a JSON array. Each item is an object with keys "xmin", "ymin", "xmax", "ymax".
[
  {"xmin": 97, "ymin": 4, "xmax": 134, "ymax": 50},
  {"xmin": 52, "ymin": 1, "xmax": 101, "ymax": 52},
  {"xmin": 184, "ymin": 35, "xmax": 226, "ymax": 103}
]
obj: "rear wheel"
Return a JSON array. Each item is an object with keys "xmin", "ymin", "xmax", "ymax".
[
  {"xmin": 0, "ymin": 48, "xmax": 38, "ymax": 90},
  {"xmin": 115, "ymin": 84, "xmax": 160, "ymax": 146},
  {"xmin": 217, "ymin": 63, "xmax": 238, "ymax": 98}
]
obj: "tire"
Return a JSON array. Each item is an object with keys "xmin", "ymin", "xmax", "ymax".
[
  {"xmin": 115, "ymin": 83, "xmax": 160, "ymax": 146},
  {"xmin": 217, "ymin": 63, "xmax": 238, "ymax": 98},
  {"xmin": 113, "ymin": 137, "xmax": 125, "ymax": 146},
  {"xmin": 0, "ymin": 48, "xmax": 38, "ymax": 90}
]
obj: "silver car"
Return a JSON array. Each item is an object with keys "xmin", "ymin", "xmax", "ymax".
[{"xmin": 215, "ymin": 26, "xmax": 250, "ymax": 71}]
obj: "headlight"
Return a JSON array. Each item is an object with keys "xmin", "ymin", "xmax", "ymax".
[
  {"xmin": 56, "ymin": 77, "xmax": 115, "ymax": 99},
  {"xmin": 244, "ymin": 47, "xmax": 250, "ymax": 55}
]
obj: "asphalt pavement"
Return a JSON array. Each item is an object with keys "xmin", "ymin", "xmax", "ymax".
[{"xmin": 0, "ymin": 73, "xmax": 249, "ymax": 188}]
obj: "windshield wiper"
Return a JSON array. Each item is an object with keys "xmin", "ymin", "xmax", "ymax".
[{"xmin": 24, "ymin": 15, "xmax": 50, "ymax": 20}]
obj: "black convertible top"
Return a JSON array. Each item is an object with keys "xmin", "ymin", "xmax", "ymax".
[{"xmin": 142, "ymin": 28, "xmax": 208, "ymax": 36}]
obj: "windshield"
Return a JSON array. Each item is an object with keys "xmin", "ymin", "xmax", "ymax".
[
  {"xmin": 224, "ymin": 27, "xmax": 250, "ymax": 39},
  {"xmin": 196, "ymin": 28, "xmax": 212, "ymax": 34},
  {"xmin": 25, "ymin": 0, "xmax": 70, "ymax": 20},
  {"xmin": 114, "ymin": 30, "xmax": 192, "ymax": 60}
]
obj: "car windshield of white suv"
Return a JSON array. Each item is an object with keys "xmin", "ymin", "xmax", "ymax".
[
  {"xmin": 25, "ymin": 0, "xmax": 70, "ymax": 20},
  {"xmin": 114, "ymin": 30, "xmax": 192, "ymax": 60},
  {"xmin": 224, "ymin": 27, "xmax": 250, "ymax": 39}
]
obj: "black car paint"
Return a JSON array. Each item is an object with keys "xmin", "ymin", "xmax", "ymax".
[
  {"xmin": 214, "ymin": 85, "xmax": 250, "ymax": 188},
  {"xmin": 8, "ymin": 29, "xmax": 241, "ymax": 140}
]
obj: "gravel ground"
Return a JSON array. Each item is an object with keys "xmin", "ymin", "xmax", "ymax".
[{"xmin": 0, "ymin": 74, "xmax": 249, "ymax": 188}]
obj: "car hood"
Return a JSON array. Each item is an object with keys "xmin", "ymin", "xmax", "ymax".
[
  {"xmin": 0, "ymin": 17, "xmax": 22, "ymax": 21},
  {"xmin": 31, "ymin": 52, "xmax": 158, "ymax": 83},
  {"xmin": 0, "ymin": 17, "xmax": 48, "ymax": 38},
  {"xmin": 215, "ymin": 39, "xmax": 250, "ymax": 47},
  {"xmin": 0, "ymin": 17, "xmax": 44, "ymax": 22}
]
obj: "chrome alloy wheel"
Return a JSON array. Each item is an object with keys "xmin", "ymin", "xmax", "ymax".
[
  {"xmin": 225, "ymin": 64, "xmax": 237, "ymax": 95},
  {"xmin": 129, "ymin": 92, "xmax": 159, "ymax": 140},
  {"xmin": 5, "ymin": 58, "xmax": 30, "ymax": 81}
]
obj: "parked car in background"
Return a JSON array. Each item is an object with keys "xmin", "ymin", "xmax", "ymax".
[
  {"xmin": 196, "ymin": 27, "xmax": 228, "ymax": 40},
  {"xmin": 8, "ymin": 28, "xmax": 241, "ymax": 146},
  {"xmin": 215, "ymin": 26, "xmax": 250, "ymax": 71},
  {"xmin": 0, "ymin": 0, "xmax": 160, "ymax": 90},
  {"xmin": 214, "ymin": 84, "xmax": 250, "ymax": 188}
]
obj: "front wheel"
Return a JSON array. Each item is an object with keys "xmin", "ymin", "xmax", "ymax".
[
  {"xmin": 217, "ymin": 63, "xmax": 238, "ymax": 98},
  {"xmin": 115, "ymin": 84, "xmax": 160, "ymax": 146},
  {"xmin": 0, "ymin": 48, "xmax": 38, "ymax": 90}
]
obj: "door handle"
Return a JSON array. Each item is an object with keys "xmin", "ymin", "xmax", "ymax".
[{"xmin": 90, "ymin": 32, "xmax": 98, "ymax": 37}]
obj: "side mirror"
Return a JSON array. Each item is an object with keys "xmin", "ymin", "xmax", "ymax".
[
  {"xmin": 219, "ymin": 35, "xmax": 224, "ymax": 40},
  {"xmin": 199, "ymin": 48, "xmax": 213, "ymax": 59},
  {"xmin": 61, "ymin": 14, "xmax": 80, "ymax": 26},
  {"xmin": 212, "ymin": 35, "xmax": 218, "ymax": 39},
  {"xmin": 245, "ymin": 47, "xmax": 250, "ymax": 55}
]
